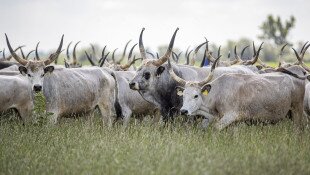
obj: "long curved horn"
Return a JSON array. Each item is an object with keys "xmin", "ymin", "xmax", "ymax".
[
  {"xmin": 293, "ymin": 43, "xmax": 310, "ymax": 72},
  {"xmin": 198, "ymin": 54, "xmax": 221, "ymax": 86},
  {"xmin": 64, "ymin": 59, "xmax": 70, "ymax": 68},
  {"xmin": 100, "ymin": 52, "xmax": 110, "ymax": 67},
  {"xmin": 243, "ymin": 42, "xmax": 263, "ymax": 65},
  {"xmin": 190, "ymin": 41, "xmax": 207, "ymax": 66},
  {"xmin": 300, "ymin": 41, "xmax": 309, "ymax": 54},
  {"xmin": 98, "ymin": 45, "xmax": 107, "ymax": 64},
  {"xmin": 139, "ymin": 28, "xmax": 147, "ymax": 60},
  {"xmin": 233, "ymin": 46, "xmax": 241, "ymax": 64},
  {"xmin": 72, "ymin": 41, "xmax": 80, "ymax": 65},
  {"xmin": 152, "ymin": 28, "xmax": 179, "ymax": 66},
  {"xmin": 117, "ymin": 40, "xmax": 131, "ymax": 64},
  {"xmin": 128, "ymin": 43, "xmax": 138, "ymax": 61},
  {"xmin": 278, "ymin": 43, "xmax": 288, "ymax": 66},
  {"xmin": 185, "ymin": 45, "xmax": 191, "ymax": 58},
  {"xmin": 301, "ymin": 43, "xmax": 310, "ymax": 59},
  {"xmin": 26, "ymin": 50, "xmax": 35, "ymax": 60},
  {"xmin": 3, "ymin": 46, "xmax": 25, "ymax": 61},
  {"xmin": 205, "ymin": 38, "xmax": 217, "ymax": 63},
  {"xmin": 85, "ymin": 51, "xmax": 96, "ymax": 66},
  {"xmin": 167, "ymin": 55, "xmax": 186, "ymax": 86},
  {"xmin": 112, "ymin": 48, "xmax": 118, "ymax": 63},
  {"xmin": 172, "ymin": 51, "xmax": 178, "ymax": 63},
  {"xmin": 44, "ymin": 34, "xmax": 64, "ymax": 65},
  {"xmin": 120, "ymin": 56, "xmax": 142, "ymax": 70},
  {"xmin": 5, "ymin": 34, "xmax": 28, "ymax": 65},
  {"xmin": 19, "ymin": 47, "xmax": 26, "ymax": 59},
  {"xmin": 200, "ymin": 44, "xmax": 208, "ymax": 67},
  {"xmin": 186, "ymin": 50, "xmax": 193, "ymax": 65},
  {"xmin": 176, "ymin": 52, "xmax": 182, "ymax": 64},
  {"xmin": 146, "ymin": 50, "xmax": 155, "ymax": 59},
  {"xmin": 241, "ymin": 45, "xmax": 249, "ymax": 59},
  {"xmin": 90, "ymin": 43, "xmax": 96, "ymax": 56},
  {"xmin": 35, "ymin": 42, "xmax": 40, "ymax": 60},
  {"xmin": 66, "ymin": 41, "xmax": 72, "ymax": 60}
]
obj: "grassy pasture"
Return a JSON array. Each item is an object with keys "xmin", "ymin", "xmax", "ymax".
[
  {"xmin": 1, "ymin": 115, "xmax": 310, "ymax": 175},
  {"xmin": 1, "ymin": 62, "xmax": 310, "ymax": 175}
]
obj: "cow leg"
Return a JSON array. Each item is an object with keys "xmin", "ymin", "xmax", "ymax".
[
  {"xmin": 48, "ymin": 111, "xmax": 60, "ymax": 125},
  {"xmin": 151, "ymin": 110, "xmax": 161, "ymax": 125},
  {"xmin": 17, "ymin": 106, "xmax": 33, "ymax": 125},
  {"xmin": 98, "ymin": 103, "xmax": 113, "ymax": 127},
  {"xmin": 215, "ymin": 112, "xmax": 238, "ymax": 130},
  {"xmin": 291, "ymin": 103, "xmax": 304, "ymax": 131},
  {"xmin": 303, "ymin": 111, "xmax": 310, "ymax": 125},
  {"xmin": 195, "ymin": 110, "xmax": 216, "ymax": 129},
  {"xmin": 86, "ymin": 110, "xmax": 95, "ymax": 126},
  {"xmin": 122, "ymin": 107, "xmax": 132, "ymax": 127}
]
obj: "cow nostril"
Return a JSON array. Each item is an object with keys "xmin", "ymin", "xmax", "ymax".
[
  {"xmin": 180, "ymin": 109, "xmax": 188, "ymax": 115},
  {"xmin": 33, "ymin": 85, "xmax": 42, "ymax": 92},
  {"xmin": 129, "ymin": 82, "xmax": 135, "ymax": 88}
]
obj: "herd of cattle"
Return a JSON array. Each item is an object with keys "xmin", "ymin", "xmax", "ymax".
[{"xmin": 1, "ymin": 28, "xmax": 310, "ymax": 130}]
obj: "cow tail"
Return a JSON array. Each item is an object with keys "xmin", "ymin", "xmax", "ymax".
[{"xmin": 110, "ymin": 72, "xmax": 123, "ymax": 119}]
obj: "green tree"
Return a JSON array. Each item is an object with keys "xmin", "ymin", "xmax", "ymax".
[{"xmin": 258, "ymin": 15, "xmax": 295, "ymax": 45}]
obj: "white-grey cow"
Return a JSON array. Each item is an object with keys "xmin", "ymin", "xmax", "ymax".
[
  {"xmin": 6, "ymin": 34, "xmax": 116, "ymax": 125},
  {"xmin": 111, "ymin": 71, "xmax": 160, "ymax": 126},
  {"xmin": 0, "ymin": 73, "xmax": 33, "ymax": 124},
  {"xmin": 168, "ymin": 56, "xmax": 307, "ymax": 130}
]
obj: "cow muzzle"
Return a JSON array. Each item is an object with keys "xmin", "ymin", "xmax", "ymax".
[
  {"xmin": 180, "ymin": 109, "xmax": 189, "ymax": 115},
  {"xmin": 129, "ymin": 82, "xmax": 139, "ymax": 90},
  {"xmin": 33, "ymin": 84, "xmax": 42, "ymax": 92}
]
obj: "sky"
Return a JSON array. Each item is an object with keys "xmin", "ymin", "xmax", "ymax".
[{"xmin": 0, "ymin": 0, "xmax": 309, "ymax": 53}]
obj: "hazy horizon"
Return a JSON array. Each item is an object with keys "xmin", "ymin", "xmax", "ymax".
[{"xmin": 1, "ymin": 0, "xmax": 309, "ymax": 53}]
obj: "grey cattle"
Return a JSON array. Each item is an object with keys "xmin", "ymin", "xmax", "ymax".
[
  {"xmin": 6, "ymin": 34, "xmax": 116, "ymax": 125},
  {"xmin": 291, "ymin": 43, "xmax": 310, "ymax": 120},
  {"xmin": 129, "ymin": 28, "xmax": 262, "ymax": 122},
  {"xmin": 168, "ymin": 56, "xmax": 307, "ymax": 130},
  {"xmin": 111, "ymin": 71, "xmax": 160, "ymax": 126},
  {"xmin": 0, "ymin": 74, "xmax": 33, "ymax": 123}
]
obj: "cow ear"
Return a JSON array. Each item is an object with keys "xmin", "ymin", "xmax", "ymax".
[
  {"xmin": 44, "ymin": 66, "xmax": 54, "ymax": 74},
  {"xmin": 18, "ymin": 66, "xmax": 27, "ymax": 76},
  {"xmin": 175, "ymin": 86, "xmax": 184, "ymax": 96},
  {"xmin": 156, "ymin": 66, "xmax": 165, "ymax": 77},
  {"xmin": 201, "ymin": 84, "xmax": 211, "ymax": 96},
  {"xmin": 256, "ymin": 65, "xmax": 263, "ymax": 70}
]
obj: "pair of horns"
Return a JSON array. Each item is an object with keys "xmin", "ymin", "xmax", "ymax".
[
  {"xmin": 292, "ymin": 42, "xmax": 310, "ymax": 72},
  {"xmin": 5, "ymin": 34, "xmax": 64, "ymax": 66},
  {"xmin": 139, "ymin": 27, "xmax": 179, "ymax": 66},
  {"xmin": 65, "ymin": 41, "xmax": 80, "ymax": 65},
  {"xmin": 168, "ymin": 51, "xmax": 221, "ymax": 86}
]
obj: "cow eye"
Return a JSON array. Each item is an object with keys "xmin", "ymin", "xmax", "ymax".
[
  {"xmin": 41, "ymin": 74, "xmax": 45, "ymax": 77},
  {"xmin": 27, "ymin": 74, "xmax": 32, "ymax": 77},
  {"xmin": 144, "ymin": 72, "xmax": 151, "ymax": 80},
  {"xmin": 194, "ymin": 95, "xmax": 199, "ymax": 99}
]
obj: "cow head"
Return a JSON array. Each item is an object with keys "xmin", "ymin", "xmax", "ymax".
[
  {"xmin": 5, "ymin": 34, "xmax": 63, "ymax": 92},
  {"xmin": 167, "ymin": 53, "xmax": 220, "ymax": 116},
  {"xmin": 129, "ymin": 28, "xmax": 178, "ymax": 91}
]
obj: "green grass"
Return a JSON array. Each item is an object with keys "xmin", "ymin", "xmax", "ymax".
[{"xmin": 1, "ymin": 116, "xmax": 310, "ymax": 175}]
